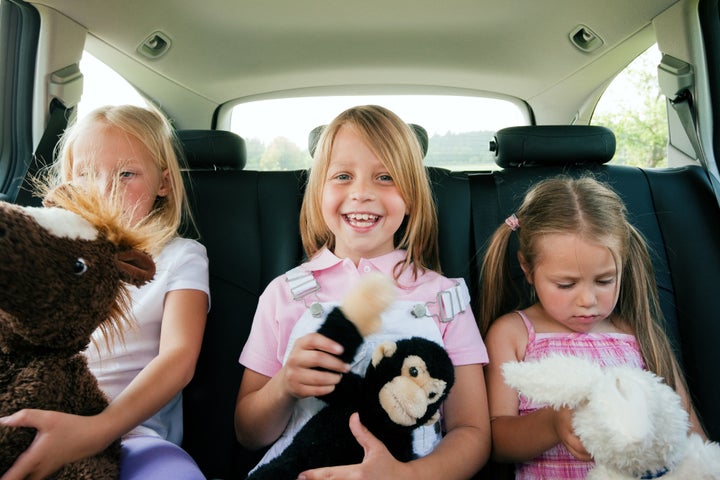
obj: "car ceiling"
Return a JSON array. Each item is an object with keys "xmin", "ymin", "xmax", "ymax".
[{"xmin": 28, "ymin": 0, "xmax": 679, "ymax": 126}]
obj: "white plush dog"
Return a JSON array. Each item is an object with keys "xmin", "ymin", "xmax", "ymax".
[{"xmin": 502, "ymin": 354, "xmax": 720, "ymax": 479}]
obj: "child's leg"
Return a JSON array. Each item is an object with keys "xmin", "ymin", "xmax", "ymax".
[{"xmin": 120, "ymin": 435, "xmax": 205, "ymax": 480}]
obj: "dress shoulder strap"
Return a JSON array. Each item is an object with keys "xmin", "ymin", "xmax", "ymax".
[{"xmin": 515, "ymin": 310, "xmax": 535, "ymax": 342}]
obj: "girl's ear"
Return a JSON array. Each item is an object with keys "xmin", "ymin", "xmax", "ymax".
[
  {"xmin": 157, "ymin": 169, "xmax": 170, "ymax": 198},
  {"xmin": 518, "ymin": 251, "xmax": 533, "ymax": 284}
]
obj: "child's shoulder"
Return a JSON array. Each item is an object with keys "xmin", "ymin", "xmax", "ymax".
[
  {"xmin": 158, "ymin": 236, "xmax": 208, "ymax": 262},
  {"xmin": 488, "ymin": 311, "xmax": 527, "ymax": 334},
  {"xmin": 485, "ymin": 314, "xmax": 530, "ymax": 364},
  {"xmin": 485, "ymin": 311, "xmax": 530, "ymax": 354}
]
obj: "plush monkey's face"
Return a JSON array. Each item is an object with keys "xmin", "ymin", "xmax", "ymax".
[
  {"xmin": 368, "ymin": 338, "xmax": 454, "ymax": 428},
  {"xmin": 378, "ymin": 353, "xmax": 446, "ymax": 426}
]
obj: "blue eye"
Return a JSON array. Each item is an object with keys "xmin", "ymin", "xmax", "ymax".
[{"xmin": 73, "ymin": 258, "xmax": 88, "ymax": 275}]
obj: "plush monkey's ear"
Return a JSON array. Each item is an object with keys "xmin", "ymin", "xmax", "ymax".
[
  {"xmin": 116, "ymin": 249, "xmax": 156, "ymax": 287},
  {"xmin": 372, "ymin": 341, "xmax": 397, "ymax": 367}
]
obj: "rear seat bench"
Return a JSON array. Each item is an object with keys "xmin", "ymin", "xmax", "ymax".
[{"xmin": 178, "ymin": 126, "xmax": 720, "ymax": 479}]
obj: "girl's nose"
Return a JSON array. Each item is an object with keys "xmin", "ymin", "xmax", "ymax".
[
  {"xmin": 351, "ymin": 179, "xmax": 375, "ymax": 201},
  {"xmin": 98, "ymin": 174, "xmax": 114, "ymax": 194},
  {"xmin": 576, "ymin": 285, "xmax": 597, "ymax": 307}
]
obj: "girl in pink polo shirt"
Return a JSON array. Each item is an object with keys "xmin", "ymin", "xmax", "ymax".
[{"xmin": 235, "ymin": 105, "xmax": 490, "ymax": 479}]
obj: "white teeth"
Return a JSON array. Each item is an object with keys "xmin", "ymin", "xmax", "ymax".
[
  {"xmin": 345, "ymin": 213, "xmax": 379, "ymax": 226},
  {"xmin": 347, "ymin": 213, "xmax": 378, "ymax": 221}
]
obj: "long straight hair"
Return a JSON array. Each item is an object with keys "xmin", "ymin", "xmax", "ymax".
[
  {"xmin": 300, "ymin": 105, "xmax": 439, "ymax": 278},
  {"xmin": 480, "ymin": 176, "xmax": 682, "ymax": 390}
]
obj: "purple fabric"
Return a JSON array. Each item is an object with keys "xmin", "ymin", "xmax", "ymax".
[{"xmin": 120, "ymin": 436, "xmax": 205, "ymax": 480}]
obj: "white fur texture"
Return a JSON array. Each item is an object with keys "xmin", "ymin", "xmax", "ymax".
[
  {"xmin": 24, "ymin": 206, "xmax": 98, "ymax": 241},
  {"xmin": 502, "ymin": 354, "xmax": 720, "ymax": 479}
]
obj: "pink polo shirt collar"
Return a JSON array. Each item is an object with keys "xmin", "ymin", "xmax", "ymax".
[{"xmin": 302, "ymin": 247, "xmax": 408, "ymax": 276}]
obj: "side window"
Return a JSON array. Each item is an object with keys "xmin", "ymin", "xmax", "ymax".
[
  {"xmin": 77, "ymin": 51, "xmax": 146, "ymax": 118},
  {"xmin": 592, "ymin": 45, "xmax": 668, "ymax": 168}
]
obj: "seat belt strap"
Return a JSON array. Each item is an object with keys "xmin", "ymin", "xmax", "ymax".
[
  {"xmin": 670, "ymin": 90, "xmax": 706, "ymax": 162},
  {"xmin": 14, "ymin": 99, "xmax": 71, "ymax": 206},
  {"xmin": 669, "ymin": 89, "xmax": 720, "ymax": 208}
]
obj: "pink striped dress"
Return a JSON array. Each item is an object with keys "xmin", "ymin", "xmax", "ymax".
[{"xmin": 514, "ymin": 310, "xmax": 645, "ymax": 480}]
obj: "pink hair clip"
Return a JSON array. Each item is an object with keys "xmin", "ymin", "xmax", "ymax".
[{"xmin": 505, "ymin": 214, "xmax": 520, "ymax": 231}]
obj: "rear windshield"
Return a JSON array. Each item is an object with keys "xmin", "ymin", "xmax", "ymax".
[{"xmin": 229, "ymin": 95, "xmax": 528, "ymax": 171}]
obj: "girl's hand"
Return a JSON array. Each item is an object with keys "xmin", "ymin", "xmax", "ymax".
[
  {"xmin": 235, "ymin": 330, "xmax": 348, "ymax": 449},
  {"xmin": 282, "ymin": 332, "xmax": 349, "ymax": 399},
  {"xmin": 298, "ymin": 412, "xmax": 410, "ymax": 480},
  {"xmin": 0, "ymin": 409, "xmax": 111, "ymax": 480},
  {"xmin": 552, "ymin": 407, "xmax": 592, "ymax": 461}
]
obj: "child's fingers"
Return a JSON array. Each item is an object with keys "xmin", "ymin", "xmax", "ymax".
[
  {"xmin": 301, "ymin": 331, "xmax": 345, "ymax": 356},
  {"xmin": 290, "ymin": 333, "xmax": 349, "ymax": 372},
  {"xmin": 347, "ymin": 412, "xmax": 376, "ymax": 452},
  {"xmin": 283, "ymin": 360, "xmax": 341, "ymax": 393},
  {"xmin": 298, "ymin": 413, "xmax": 403, "ymax": 480},
  {"xmin": 0, "ymin": 408, "xmax": 42, "ymax": 428},
  {"xmin": 564, "ymin": 433, "xmax": 592, "ymax": 462}
]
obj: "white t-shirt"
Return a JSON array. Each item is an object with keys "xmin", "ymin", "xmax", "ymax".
[{"xmin": 85, "ymin": 236, "xmax": 210, "ymax": 444}]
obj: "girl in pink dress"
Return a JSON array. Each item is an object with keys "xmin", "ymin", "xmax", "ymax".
[{"xmin": 479, "ymin": 176, "xmax": 706, "ymax": 479}]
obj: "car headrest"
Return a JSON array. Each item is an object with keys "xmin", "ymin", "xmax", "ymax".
[
  {"xmin": 308, "ymin": 123, "xmax": 429, "ymax": 158},
  {"xmin": 177, "ymin": 129, "xmax": 247, "ymax": 170},
  {"xmin": 490, "ymin": 125, "xmax": 615, "ymax": 168}
]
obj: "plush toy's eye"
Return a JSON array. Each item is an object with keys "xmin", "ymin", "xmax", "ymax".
[
  {"xmin": 428, "ymin": 392, "xmax": 437, "ymax": 399},
  {"xmin": 409, "ymin": 366, "xmax": 418, "ymax": 377},
  {"xmin": 73, "ymin": 258, "xmax": 88, "ymax": 275}
]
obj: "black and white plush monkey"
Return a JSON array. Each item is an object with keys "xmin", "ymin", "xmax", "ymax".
[{"xmin": 247, "ymin": 273, "xmax": 455, "ymax": 480}]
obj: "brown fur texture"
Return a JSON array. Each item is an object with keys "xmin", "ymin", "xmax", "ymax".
[{"xmin": 0, "ymin": 186, "xmax": 155, "ymax": 479}]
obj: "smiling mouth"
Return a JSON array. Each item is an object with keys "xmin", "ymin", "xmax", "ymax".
[{"xmin": 344, "ymin": 213, "xmax": 380, "ymax": 227}]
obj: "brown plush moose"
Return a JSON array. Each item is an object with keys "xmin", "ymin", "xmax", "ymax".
[{"xmin": 0, "ymin": 186, "xmax": 155, "ymax": 479}]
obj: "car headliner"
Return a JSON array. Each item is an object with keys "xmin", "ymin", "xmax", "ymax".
[{"xmin": 27, "ymin": 0, "xmax": 678, "ymax": 127}]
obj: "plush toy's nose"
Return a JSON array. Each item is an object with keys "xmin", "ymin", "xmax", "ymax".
[{"xmin": 379, "ymin": 376, "xmax": 428, "ymax": 426}]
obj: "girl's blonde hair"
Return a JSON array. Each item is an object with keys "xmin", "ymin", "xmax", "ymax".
[
  {"xmin": 300, "ymin": 105, "xmax": 439, "ymax": 278},
  {"xmin": 52, "ymin": 104, "xmax": 190, "ymax": 255},
  {"xmin": 479, "ymin": 176, "xmax": 682, "ymax": 389}
]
